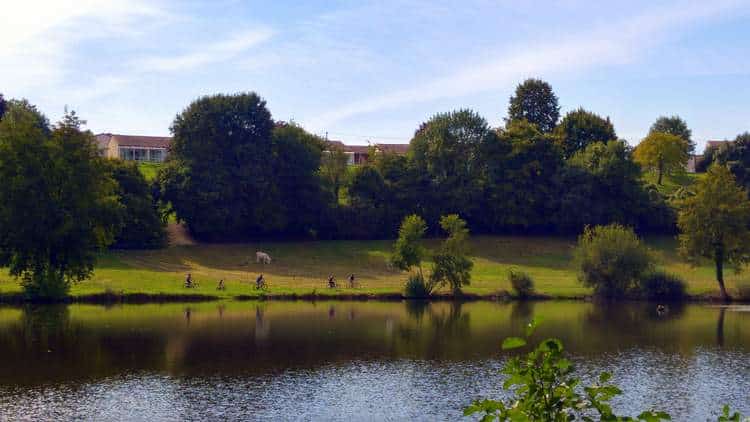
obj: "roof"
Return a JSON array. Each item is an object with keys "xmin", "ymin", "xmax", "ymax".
[
  {"xmin": 97, "ymin": 133, "xmax": 171, "ymax": 149},
  {"xmin": 325, "ymin": 140, "xmax": 408, "ymax": 155},
  {"xmin": 375, "ymin": 143, "xmax": 409, "ymax": 154},
  {"xmin": 706, "ymin": 140, "xmax": 732, "ymax": 149}
]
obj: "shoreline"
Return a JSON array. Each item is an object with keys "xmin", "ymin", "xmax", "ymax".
[{"xmin": 0, "ymin": 290, "xmax": 738, "ymax": 305}]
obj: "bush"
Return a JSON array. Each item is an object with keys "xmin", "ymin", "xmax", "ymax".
[
  {"xmin": 404, "ymin": 274, "xmax": 432, "ymax": 298},
  {"xmin": 573, "ymin": 224, "xmax": 654, "ymax": 298},
  {"xmin": 638, "ymin": 271, "xmax": 686, "ymax": 301},
  {"xmin": 736, "ymin": 283, "xmax": 750, "ymax": 301},
  {"xmin": 509, "ymin": 269, "xmax": 534, "ymax": 299}
]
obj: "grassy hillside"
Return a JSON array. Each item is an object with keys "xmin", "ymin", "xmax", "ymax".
[
  {"xmin": 642, "ymin": 171, "xmax": 704, "ymax": 196},
  {"xmin": 138, "ymin": 162, "xmax": 162, "ymax": 182},
  {"xmin": 0, "ymin": 235, "xmax": 746, "ymax": 300}
]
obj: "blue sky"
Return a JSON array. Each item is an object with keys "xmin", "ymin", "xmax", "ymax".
[{"xmin": 1, "ymin": 0, "xmax": 749, "ymax": 150}]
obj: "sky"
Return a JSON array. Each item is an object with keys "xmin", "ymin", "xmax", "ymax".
[{"xmin": 1, "ymin": 0, "xmax": 749, "ymax": 150}]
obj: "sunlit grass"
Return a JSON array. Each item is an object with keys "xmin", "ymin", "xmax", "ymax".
[{"xmin": 0, "ymin": 234, "xmax": 744, "ymax": 300}]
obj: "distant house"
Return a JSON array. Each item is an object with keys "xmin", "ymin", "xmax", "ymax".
[
  {"xmin": 325, "ymin": 140, "xmax": 409, "ymax": 165},
  {"xmin": 95, "ymin": 133, "xmax": 171, "ymax": 162}
]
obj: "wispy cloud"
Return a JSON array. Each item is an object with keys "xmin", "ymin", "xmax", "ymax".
[
  {"xmin": 0, "ymin": 0, "xmax": 165, "ymax": 92},
  {"xmin": 135, "ymin": 28, "xmax": 274, "ymax": 73},
  {"xmin": 307, "ymin": 0, "xmax": 747, "ymax": 131}
]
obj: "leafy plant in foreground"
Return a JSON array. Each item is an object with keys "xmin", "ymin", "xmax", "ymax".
[{"xmin": 464, "ymin": 318, "xmax": 671, "ymax": 421}]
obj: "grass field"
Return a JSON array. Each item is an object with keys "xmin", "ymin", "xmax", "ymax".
[
  {"xmin": 138, "ymin": 162, "xmax": 162, "ymax": 181},
  {"xmin": 0, "ymin": 234, "xmax": 747, "ymax": 300}
]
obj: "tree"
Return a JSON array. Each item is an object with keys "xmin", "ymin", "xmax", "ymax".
[
  {"xmin": 390, "ymin": 214, "xmax": 428, "ymax": 276},
  {"xmin": 0, "ymin": 93, "xmax": 6, "ymax": 120},
  {"xmin": 573, "ymin": 224, "xmax": 654, "ymax": 297},
  {"xmin": 271, "ymin": 123, "xmax": 330, "ymax": 236},
  {"xmin": 319, "ymin": 143, "xmax": 349, "ymax": 203},
  {"xmin": 554, "ymin": 108, "xmax": 617, "ymax": 159},
  {"xmin": 506, "ymin": 78, "xmax": 560, "ymax": 133},
  {"xmin": 484, "ymin": 120, "xmax": 562, "ymax": 232},
  {"xmin": 430, "ymin": 214, "xmax": 473, "ymax": 295},
  {"xmin": 410, "ymin": 109, "xmax": 493, "ymax": 226},
  {"xmin": 106, "ymin": 160, "xmax": 166, "ymax": 249},
  {"xmin": 678, "ymin": 165, "xmax": 750, "ymax": 301},
  {"xmin": 704, "ymin": 133, "xmax": 750, "ymax": 192},
  {"xmin": 633, "ymin": 132, "xmax": 689, "ymax": 185},
  {"xmin": 0, "ymin": 106, "xmax": 121, "ymax": 299},
  {"xmin": 650, "ymin": 115, "xmax": 694, "ymax": 153},
  {"xmin": 157, "ymin": 93, "xmax": 277, "ymax": 240}
]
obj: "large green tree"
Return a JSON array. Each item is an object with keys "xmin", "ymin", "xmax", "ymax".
[
  {"xmin": 158, "ymin": 93, "xmax": 277, "ymax": 240},
  {"xmin": 106, "ymin": 160, "xmax": 166, "ymax": 249},
  {"xmin": 410, "ymin": 109, "xmax": 494, "ymax": 227},
  {"xmin": 633, "ymin": 132, "xmax": 689, "ymax": 185},
  {"xmin": 271, "ymin": 123, "xmax": 330, "ymax": 236},
  {"xmin": 554, "ymin": 108, "xmax": 617, "ymax": 159},
  {"xmin": 0, "ymin": 105, "xmax": 121, "ymax": 299},
  {"xmin": 649, "ymin": 115, "xmax": 694, "ymax": 153},
  {"xmin": 557, "ymin": 140, "xmax": 671, "ymax": 233},
  {"xmin": 506, "ymin": 78, "xmax": 560, "ymax": 133},
  {"xmin": 678, "ymin": 165, "xmax": 750, "ymax": 301},
  {"xmin": 485, "ymin": 120, "xmax": 562, "ymax": 231}
]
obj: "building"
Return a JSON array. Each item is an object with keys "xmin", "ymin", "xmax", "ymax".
[
  {"xmin": 325, "ymin": 140, "xmax": 409, "ymax": 165},
  {"xmin": 95, "ymin": 133, "xmax": 171, "ymax": 162}
]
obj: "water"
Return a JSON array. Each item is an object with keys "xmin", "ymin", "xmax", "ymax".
[{"xmin": 0, "ymin": 301, "xmax": 747, "ymax": 421}]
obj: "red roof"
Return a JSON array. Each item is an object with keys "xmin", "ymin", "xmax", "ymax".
[
  {"xmin": 706, "ymin": 140, "xmax": 731, "ymax": 149},
  {"xmin": 97, "ymin": 133, "xmax": 171, "ymax": 149},
  {"xmin": 375, "ymin": 143, "xmax": 409, "ymax": 154}
]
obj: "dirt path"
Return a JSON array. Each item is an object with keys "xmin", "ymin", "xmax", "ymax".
[{"xmin": 167, "ymin": 223, "xmax": 197, "ymax": 246}]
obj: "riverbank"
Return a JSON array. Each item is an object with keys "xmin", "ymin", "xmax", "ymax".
[{"xmin": 0, "ymin": 235, "xmax": 747, "ymax": 303}]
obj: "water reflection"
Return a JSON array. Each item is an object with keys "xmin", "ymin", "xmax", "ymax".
[{"xmin": 0, "ymin": 301, "xmax": 747, "ymax": 420}]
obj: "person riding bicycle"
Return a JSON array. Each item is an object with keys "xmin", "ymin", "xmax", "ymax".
[
  {"xmin": 328, "ymin": 274, "xmax": 336, "ymax": 288},
  {"xmin": 256, "ymin": 274, "xmax": 266, "ymax": 289}
]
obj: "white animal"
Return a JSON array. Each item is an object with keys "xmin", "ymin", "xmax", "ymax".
[{"xmin": 256, "ymin": 251, "xmax": 272, "ymax": 264}]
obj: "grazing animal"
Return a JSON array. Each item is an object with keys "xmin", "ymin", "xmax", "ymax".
[{"xmin": 256, "ymin": 251, "xmax": 272, "ymax": 264}]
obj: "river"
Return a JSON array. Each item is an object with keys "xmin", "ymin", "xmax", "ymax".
[{"xmin": 0, "ymin": 301, "xmax": 747, "ymax": 420}]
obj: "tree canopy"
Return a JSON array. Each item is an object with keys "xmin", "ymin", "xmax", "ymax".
[
  {"xmin": 678, "ymin": 165, "xmax": 750, "ymax": 301},
  {"xmin": 159, "ymin": 93, "xmax": 295, "ymax": 240},
  {"xmin": 410, "ymin": 109, "xmax": 493, "ymax": 224},
  {"xmin": 106, "ymin": 160, "xmax": 166, "ymax": 249},
  {"xmin": 506, "ymin": 78, "xmax": 560, "ymax": 133},
  {"xmin": 649, "ymin": 115, "xmax": 694, "ymax": 153},
  {"xmin": 554, "ymin": 108, "xmax": 616, "ymax": 159},
  {"xmin": 0, "ymin": 93, "xmax": 6, "ymax": 121},
  {"xmin": 0, "ymin": 106, "xmax": 121, "ymax": 299},
  {"xmin": 633, "ymin": 132, "xmax": 689, "ymax": 185}
]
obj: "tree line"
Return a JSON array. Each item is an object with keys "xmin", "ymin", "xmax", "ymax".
[{"xmin": 155, "ymin": 80, "xmax": 696, "ymax": 241}]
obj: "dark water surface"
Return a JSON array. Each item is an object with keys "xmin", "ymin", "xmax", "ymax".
[{"xmin": 0, "ymin": 301, "xmax": 747, "ymax": 421}]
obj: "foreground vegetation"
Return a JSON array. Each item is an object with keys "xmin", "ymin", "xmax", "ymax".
[{"xmin": 0, "ymin": 235, "xmax": 747, "ymax": 301}]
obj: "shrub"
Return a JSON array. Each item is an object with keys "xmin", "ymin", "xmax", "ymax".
[
  {"xmin": 736, "ymin": 283, "xmax": 750, "ymax": 301},
  {"xmin": 465, "ymin": 319, "xmax": 671, "ymax": 421},
  {"xmin": 638, "ymin": 271, "xmax": 686, "ymax": 301},
  {"xmin": 509, "ymin": 269, "xmax": 534, "ymax": 299},
  {"xmin": 573, "ymin": 224, "xmax": 654, "ymax": 298},
  {"xmin": 429, "ymin": 215, "xmax": 473, "ymax": 295},
  {"xmin": 404, "ymin": 274, "xmax": 432, "ymax": 298}
]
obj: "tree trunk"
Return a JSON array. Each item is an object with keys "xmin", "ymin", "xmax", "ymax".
[
  {"xmin": 657, "ymin": 161, "xmax": 664, "ymax": 185},
  {"xmin": 716, "ymin": 307, "xmax": 726, "ymax": 347},
  {"xmin": 715, "ymin": 247, "xmax": 731, "ymax": 302}
]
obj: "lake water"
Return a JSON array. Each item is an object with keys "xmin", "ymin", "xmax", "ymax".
[{"xmin": 0, "ymin": 301, "xmax": 747, "ymax": 421}]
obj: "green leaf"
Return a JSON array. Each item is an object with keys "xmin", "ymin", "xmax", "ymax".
[{"xmin": 502, "ymin": 337, "xmax": 527, "ymax": 350}]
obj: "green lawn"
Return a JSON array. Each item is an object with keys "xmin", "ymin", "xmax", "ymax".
[
  {"xmin": 138, "ymin": 162, "xmax": 162, "ymax": 181},
  {"xmin": 0, "ymin": 235, "xmax": 746, "ymax": 300},
  {"xmin": 642, "ymin": 171, "xmax": 704, "ymax": 196}
]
